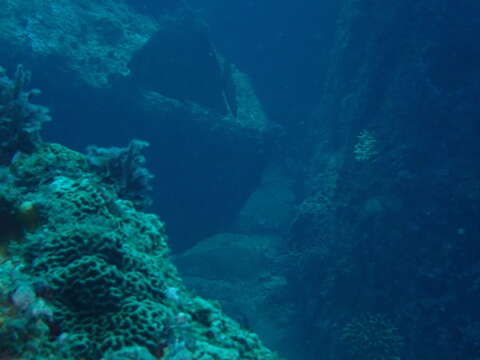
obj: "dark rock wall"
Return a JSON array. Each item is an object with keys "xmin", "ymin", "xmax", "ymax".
[
  {"xmin": 286, "ymin": 0, "xmax": 480, "ymax": 359},
  {"xmin": 129, "ymin": 14, "xmax": 228, "ymax": 114}
]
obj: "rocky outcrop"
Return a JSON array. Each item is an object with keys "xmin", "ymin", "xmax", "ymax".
[
  {"xmin": 0, "ymin": 0, "xmax": 279, "ymax": 250},
  {"xmin": 176, "ymin": 232, "xmax": 290, "ymax": 354},
  {"xmin": 0, "ymin": 0, "xmax": 158, "ymax": 87}
]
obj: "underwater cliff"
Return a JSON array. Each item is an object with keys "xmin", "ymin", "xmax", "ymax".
[
  {"xmin": 1, "ymin": 0, "xmax": 480, "ymax": 359},
  {"xmin": 282, "ymin": 1, "xmax": 480, "ymax": 359}
]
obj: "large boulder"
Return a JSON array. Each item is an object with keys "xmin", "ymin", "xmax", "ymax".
[
  {"xmin": 0, "ymin": 0, "xmax": 279, "ymax": 250},
  {"xmin": 176, "ymin": 232, "xmax": 292, "ymax": 356}
]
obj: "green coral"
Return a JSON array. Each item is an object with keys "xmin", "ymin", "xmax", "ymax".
[
  {"xmin": 18, "ymin": 154, "xmax": 177, "ymax": 357},
  {"xmin": 340, "ymin": 314, "xmax": 404, "ymax": 360},
  {"xmin": 354, "ymin": 129, "xmax": 378, "ymax": 162},
  {"xmin": 0, "ymin": 65, "xmax": 51, "ymax": 165},
  {"xmin": 10, "ymin": 143, "xmax": 88, "ymax": 186},
  {"xmin": 7, "ymin": 144, "xmax": 279, "ymax": 360}
]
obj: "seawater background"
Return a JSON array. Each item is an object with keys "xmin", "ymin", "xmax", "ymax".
[{"xmin": 1, "ymin": 0, "xmax": 480, "ymax": 359}]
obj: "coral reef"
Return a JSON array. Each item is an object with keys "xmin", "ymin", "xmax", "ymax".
[
  {"xmin": 0, "ymin": 259, "xmax": 57, "ymax": 358},
  {"xmin": 0, "ymin": 0, "xmax": 280, "ymax": 253},
  {"xmin": 0, "ymin": 66, "xmax": 280, "ymax": 360}
]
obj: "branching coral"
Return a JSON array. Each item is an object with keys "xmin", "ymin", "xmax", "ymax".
[
  {"xmin": 340, "ymin": 314, "xmax": 404, "ymax": 360},
  {"xmin": 0, "ymin": 65, "xmax": 51, "ymax": 165},
  {"xmin": 86, "ymin": 139, "xmax": 154, "ymax": 210}
]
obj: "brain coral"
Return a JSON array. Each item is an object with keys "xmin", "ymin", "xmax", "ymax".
[
  {"xmin": 7, "ymin": 145, "xmax": 280, "ymax": 360},
  {"xmin": 0, "ymin": 64, "xmax": 280, "ymax": 360}
]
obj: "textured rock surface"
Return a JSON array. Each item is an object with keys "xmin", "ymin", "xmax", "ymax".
[
  {"xmin": 0, "ymin": 0, "xmax": 157, "ymax": 87},
  {"xmin": 282, "ymin": 1, "xmax": 480, "ymax": 359}
]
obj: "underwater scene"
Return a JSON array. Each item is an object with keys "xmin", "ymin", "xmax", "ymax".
[{"xmin": 0, "ymin": 0, "xmax": 479, "ymax": 359}]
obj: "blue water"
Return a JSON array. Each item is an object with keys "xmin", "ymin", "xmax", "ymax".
[{"xmin": 1, "ymin": 0, "xmax": 479, "ymax": 359}]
